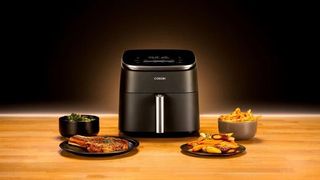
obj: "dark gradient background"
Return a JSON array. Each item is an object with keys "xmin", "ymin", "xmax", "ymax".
[{"xmin": 1, "ymin": 1, "xmax": 319, "ymax": 114}]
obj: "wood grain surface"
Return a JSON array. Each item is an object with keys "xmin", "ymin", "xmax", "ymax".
[{"xmin": 0, "ymin": 115, "xmax": 319, "ymax": 179}]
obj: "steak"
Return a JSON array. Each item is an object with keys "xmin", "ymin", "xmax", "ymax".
[{"xmin": 68, "ymin": 135, "xmax": 129, "ymax": 153}]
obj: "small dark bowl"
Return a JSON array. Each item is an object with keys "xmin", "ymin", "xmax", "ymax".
[{"xmin": 59, "ymin": 115, "xmax": 99, "ymax": 137}]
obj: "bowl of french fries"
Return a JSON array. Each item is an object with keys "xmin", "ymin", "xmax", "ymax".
[{"xmin": 218, "ymin": 108, "xmax": 260, "ymax": 140}]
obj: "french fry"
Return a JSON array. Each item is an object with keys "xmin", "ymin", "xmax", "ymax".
[
  {"xmin": 198, "ymin": 139, "xmax": 222, "ymax": 145},
  {"xmin": 219, "ymin": 107, "xmax": 260, "ymax": 122},
  {"xmin": 192, "ymin": 145, "xmax": 206, "ymax": 152}
]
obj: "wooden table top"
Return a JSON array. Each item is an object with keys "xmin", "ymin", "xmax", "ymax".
[{"xmin": 0, "ymin": 115, "xmax": 319, "ymax": 179}]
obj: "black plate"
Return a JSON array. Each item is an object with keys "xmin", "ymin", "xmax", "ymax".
[
  {"xmin": 180, "ymin": 144, "xmax": 246, "ymax": 157},
  {"xmin": 59, "ymin": 136, "xmax": 139, "ymax": 156}
]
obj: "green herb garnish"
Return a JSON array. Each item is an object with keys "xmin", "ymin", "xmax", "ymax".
[{"xmin": 67, "ymin": 113, "xmax": 94, "ymax": 122}]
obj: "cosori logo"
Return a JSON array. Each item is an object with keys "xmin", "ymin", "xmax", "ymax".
[{"xmin": 153, "ymin": 77, "xmax": 166, "ymax": 80}]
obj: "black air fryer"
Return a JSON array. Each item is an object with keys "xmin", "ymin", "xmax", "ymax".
[{"xmin": 119, "ymin": 49, "xmax": 199, "ymax": 136}]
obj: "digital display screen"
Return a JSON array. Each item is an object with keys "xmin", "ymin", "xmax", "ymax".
[
  {"xmin": 122, "ymin": 50, "xmax": 195, "ymax": 66},
  {"xmin": 143, "ymin": 59, "xmax": 175, "ymax": 63}
]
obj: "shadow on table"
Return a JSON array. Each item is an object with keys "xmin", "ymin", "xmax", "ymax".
[
  {"xmin": 58, "ymin": 148, "xmax": 139, "ymax": 160},
  {"xmin": 56, "ymin": 136, "xmax": 68, "ymax": 141},
  {"xmin": 180, "ymin": 150, "xmax": 247, "ymax": 159}
]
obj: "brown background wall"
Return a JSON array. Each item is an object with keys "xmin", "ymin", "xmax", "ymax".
[{"xmin": 1, "ymin": 1, "xmax": 319, "ymax": 114}]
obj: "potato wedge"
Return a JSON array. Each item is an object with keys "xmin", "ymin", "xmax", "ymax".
[{"xmin": 205, "ymin": 146, "xmax": 222, "ymax": 154}]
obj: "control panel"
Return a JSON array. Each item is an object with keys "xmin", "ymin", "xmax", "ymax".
[{"xmin": 122, "ymin": 50, "xmax": 195, "ymax": 66}]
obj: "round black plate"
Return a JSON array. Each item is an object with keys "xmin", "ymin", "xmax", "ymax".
[
  {"xmin": 180, "ymin": 144, "xmax": 246, "ymax": 157},
  {"xmin": 59, "ymin": 136, "xmax": 139, "ymax": 156}
]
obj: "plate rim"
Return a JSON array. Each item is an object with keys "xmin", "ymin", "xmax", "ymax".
[
  {"xmin": 180, "ymin": 143, "xmax": 246, "ymax": 157},
  {"xmin": 59, "ymin": 136, "xmax": 139, "ymax": 156}
]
